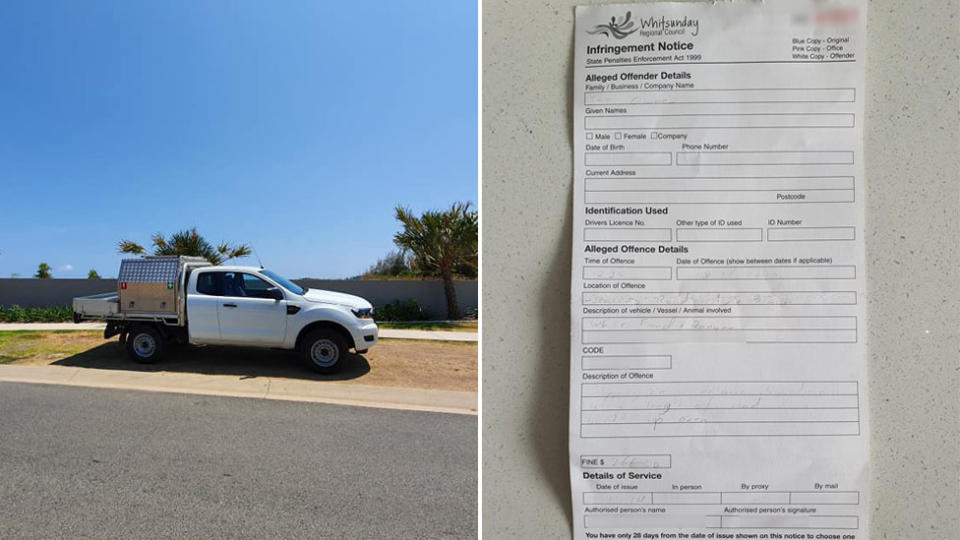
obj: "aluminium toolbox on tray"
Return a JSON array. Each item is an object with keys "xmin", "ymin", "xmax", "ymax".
[{"xmin": 117, "ymin": 256, "xmax": 208, "ymax": 315}]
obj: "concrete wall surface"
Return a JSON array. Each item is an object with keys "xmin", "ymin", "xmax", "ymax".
[
  {"xmin": 0, "ymin": 278, "xmax": 477, "ymax": 318},
  {"xmin": 0, "ymin": 279, "xmax": 116, "ymax": 308},
  {"xmin": 295, "ymin": 279, "xmax": 477, "ymax": 318}
]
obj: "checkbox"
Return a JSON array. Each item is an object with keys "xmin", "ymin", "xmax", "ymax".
[
  {"xmin": 586, "ymin": 132, "xmax": 594, "ymax": 140},
  {"xmin": 614, "ymin": 132, "xmax": 622, "ymax": 139}
]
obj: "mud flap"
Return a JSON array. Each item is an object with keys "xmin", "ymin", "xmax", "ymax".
[{"xmin": 104, "ymin": 322, "xmax": 122, "ymax": 340}]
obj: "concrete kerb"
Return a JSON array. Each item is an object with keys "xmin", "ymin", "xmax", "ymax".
[{"xmin": 0, "ymin": 364, "xmax": 478, "ymax": 415}]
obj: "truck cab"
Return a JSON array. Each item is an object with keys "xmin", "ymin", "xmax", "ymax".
[{"xmin": 186, "ymin": 266, "xmax": 378, "ymax": 363}]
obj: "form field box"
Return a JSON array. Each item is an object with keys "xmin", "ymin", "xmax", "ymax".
[
  {"xmin": 580, "ymin": 455, "xmax": 671, "ymax": 469},
  {"xmin": 584, "ymin": 190, "xmax": 854, "ymax": 204},
  {"xmin": 580, "ymin": 380, "xmax": 860, "ymax": 437},
  {"xmin": 586, "ymin": 515, "xmax": 721, "ymax": 529},
  {"xmin": 585, "ymin": 176, "xmax": 854, "ymax": 192},
  {"xmin": 584, "ymin": 228, "xmax": 671, "ymax": 242},
  {"xmin": 677, "ymin": 265, "xmax": 856, "ymax": 280},
  {"xmin": 583, "ymin": 407, "xmax": 859, "ymax": 424},
  {"xmin": 720, "ymin": 492, "xmax": 791, "ymax": 504},
  {"xmin": 583, "ymin": 329, "xmax": 856, "ymax": 343},
  {"xmin": 677, "ymin": 151, "xmax": 854, "ymax": 166},
  {"xmin": 585, "ymin": 152, "xmax": 671, "ymax": 166},
  {"xmin": 582, "ymin": 421, "xmax": 860, "ymax": 437},
  {"xmin": 582, "ymin": 380, "xmax": 859, "ymax": 397},
  {"xmin": 768, "ymin": 226, "xmax": 856, "ymax": 241},
  {"xmin": 581, "ymin": 490, "xmax": 859, "ymax": 505},
  {"xmin": 584, "ymin": 88, "xmax": 856, "ymax": 105},
  {"xmin": 584, "ymin": 114, "xmax": 854, "ymax": 130},
  {"xmin": 582, "ymin": 316, "xmax": 857, "ymax": 332},
  {"xmin": 583, "ymin": 266, "xmax": 671, "ymax": 280},
  {"xmin": 584, "ymin": 492, "xmax": 652, "ymax": 504},
  {"xmin": 578, "ymin": 343, "xmax": 674, "ymax": 356},
  {"xmin": 676, "ymin": 228, "xmax": 761, "ymax": 242},
  {"xmin": 582, "ymin": 355, "xmax": 672, "ymax": 370},
  {"xmin": 791, "ymin": 491, "xmax": 860, "ymax": 504},
  {"xmin": 583, "ymin": 394, "xmax": 860, "ymax": 411},
  {"xmin": 721, "ymin": 515, "xmax": 858, "ymax": 529},
  {"xmin": 582, "ymin": 290, "xmax": 857, "ymax": 306},
  {"xmin": 652, "ymin": 492, "xmax": 720, "ymax": 504}
]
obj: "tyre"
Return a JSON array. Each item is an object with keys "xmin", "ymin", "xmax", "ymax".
[
  {"xmin": 301, "ymin": 329, "xmax": 347, "ymax": 373},
  {"xmin": 125, "ymin": 325, "xmax": 165, "ymax": 364}
]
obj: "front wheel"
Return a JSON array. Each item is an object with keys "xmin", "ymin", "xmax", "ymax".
[
  {"xmin": 125, "ymin": 325, "xmax": 165, "ymax": 364},
  {"xmin": 301, "ymin": 329, "xmax": 347, "ymax": 373}
]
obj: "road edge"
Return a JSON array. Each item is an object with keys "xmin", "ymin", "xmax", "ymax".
[{"xmin": 0, "ymin": 365, "xmax": 478, "ymax": 415}]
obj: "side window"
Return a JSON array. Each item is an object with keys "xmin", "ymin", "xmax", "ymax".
[
  {"xmin": 216, "ymin": 272, "xmax": 275, "ymax": 298},
  {"xmin": 222, "ymin": 272, "xmax": 245, "ymax": 297},
  {"xmin": 196, "ymin": 272, "xmax": 224, "ymax": 296},
  {"xmin": 241, "ymin": 274, "xmax": 274, "ymax": 299}
]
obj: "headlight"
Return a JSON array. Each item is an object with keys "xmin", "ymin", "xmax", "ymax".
[{"xmin": 352, "ymin": 308, "xmax": 374, "ymax": 319}]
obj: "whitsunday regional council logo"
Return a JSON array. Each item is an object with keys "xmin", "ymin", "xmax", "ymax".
[
  {"xmin": 587, "ymin": 11, "xmax": 638, "ymax": 39},
  {"xmin": 587, "ymin": 11, "xmax": 700, "ymax": 39}
]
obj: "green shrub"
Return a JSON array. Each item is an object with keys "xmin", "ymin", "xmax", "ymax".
[
  {"xmin": 361, "ymin": 250, "xmax": 415, "ymax": 279},
  {"xmin": 375, "ymin": 299, "xmax": 430, "ymax": 321},
  {"xmin": 0, "ymin": 305, "xmax": 74, "ymax": 323}
]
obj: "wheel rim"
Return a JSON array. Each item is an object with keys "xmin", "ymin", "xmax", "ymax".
[
  {"xmin": 310, "ymin": 339, "xmax": 339, "ymax": 367},
  {"xmin": 133, "ymin": 333, "xmax": 156, "ymax": 358}
]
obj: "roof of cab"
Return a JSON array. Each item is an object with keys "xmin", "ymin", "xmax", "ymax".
[{"xmin": 195, "ymin": 265, "xmax": 265, "ymax": 273}]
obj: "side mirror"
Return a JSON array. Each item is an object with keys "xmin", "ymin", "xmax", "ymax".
[{"xmin": 266, "ymin": 287, "xmax": 284, "ymax": 301}]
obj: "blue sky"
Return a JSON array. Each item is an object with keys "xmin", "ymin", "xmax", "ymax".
[{"xmin": 0, "ymin": 0, "xmax": 476, "ymax": 279}]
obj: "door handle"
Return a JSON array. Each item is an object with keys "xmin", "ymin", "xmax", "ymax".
[{"xmin": 222, "ymin": 303, "xmax": 238, "ymax": 308}]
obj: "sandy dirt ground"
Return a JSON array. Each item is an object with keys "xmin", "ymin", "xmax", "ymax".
[{"xmin": 0, "ymin": 331, "xmax": 477, "ymax": 392}]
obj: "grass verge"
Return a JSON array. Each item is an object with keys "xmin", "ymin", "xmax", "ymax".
[
  {"xmin": 0, "ymin": 330, "xmax": 477, "ymax": 391},
  {"xmin": 0, "ymin": 331, "xmax": 104, "ymax": 364}
]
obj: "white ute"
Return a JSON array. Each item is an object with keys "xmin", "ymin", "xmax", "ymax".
[{"xmin": 73, "ymin": 256, "xmax": 378, "ymax": 373}]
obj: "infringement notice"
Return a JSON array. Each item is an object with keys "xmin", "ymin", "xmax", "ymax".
[{"xmin": 570, "ymin": 2, "xmax": 869, "ymax": 539}]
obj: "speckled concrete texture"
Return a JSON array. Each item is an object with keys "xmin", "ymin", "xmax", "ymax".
[
  {"xmin": 862, "ymin": 1, "xmax": 960, "ymax": 538},
  {"xmin": 481, "ymin": 1, "xmax": 959, "ymax": 538}
]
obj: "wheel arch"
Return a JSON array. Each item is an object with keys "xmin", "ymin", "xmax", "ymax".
[
  {"xmin": 295, "ymin": 321, "xmax": 355, "ymax": 352},
  {"xmin": 115, "ymin": 321, "xmax": 187, "ymax": 345}
]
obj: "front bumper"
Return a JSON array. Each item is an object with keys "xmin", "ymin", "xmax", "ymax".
[{"xmin": 350, "ymin": 320, "xmax": 378, "ymax": 352}]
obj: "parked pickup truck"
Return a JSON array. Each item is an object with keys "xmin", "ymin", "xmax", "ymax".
[{"xmin": 73, "ymin": 256, "xmax": 378, "ymax": 372}]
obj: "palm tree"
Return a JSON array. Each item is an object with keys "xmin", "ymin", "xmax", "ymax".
[
  {"xmin": 117, "ymin": 228, "xmax": 251, "ymax": 265},
  {"xmin": 35, "ymin": 263, "xmax": 52, "ymax": 279},
  {"xmin": 393, "ymin": 202, "xmax": 477, "ymax": 319}
]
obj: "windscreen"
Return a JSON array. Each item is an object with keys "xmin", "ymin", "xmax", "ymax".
[{"xmin": 261, "ymin": 269, "xmax": 306, "ymax": 295}]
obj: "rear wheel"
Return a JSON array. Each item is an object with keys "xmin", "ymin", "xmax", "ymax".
[
  {"xmin": 301, "ymin": 329, "xmax": 347, "ymax": 373},
  {"xmin": 125, "ymin": 325, "xmax": 164, "ymax": 364}
]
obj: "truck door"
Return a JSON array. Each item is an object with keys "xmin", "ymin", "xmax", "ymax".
[
  {"xmin": 216, "ymin": 272, "xmax": 287, "ymax": 346},
  {"xmin": 188, "ymin": 270, "xmax": 225, "ymax": 343}
]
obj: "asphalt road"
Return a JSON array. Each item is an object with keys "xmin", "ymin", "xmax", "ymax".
[{"xmin": 0, "ymin": 382, "xmax": 477, "ymax": 539}]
